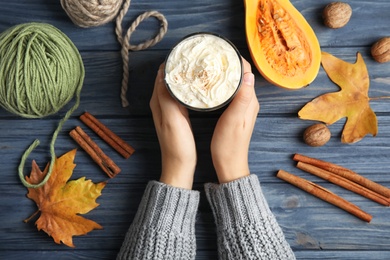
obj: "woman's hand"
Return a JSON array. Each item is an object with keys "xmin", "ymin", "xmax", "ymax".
[
  {"xmin": 150, "ymin": 64, "xmax": 197, "ymax": 189},
  {"xmin": 210, "ymin": 58, "xmax": 260, "ymax": 183}
]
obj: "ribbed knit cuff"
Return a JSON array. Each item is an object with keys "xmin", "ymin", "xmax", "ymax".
[
  {"xmin": 204, "ymin": 174, "xmax": 272, "ymax": 228},
  {"xmin": 117, "ymin": 181, "xmax": 200, "ymax": 260},
  {"xmin": 132, "ymin": 180, "xmax": 200, "ymax": 233},
  {"xmin": 204, "ymin": 174, "xmax": 295, "ymax": 260}
]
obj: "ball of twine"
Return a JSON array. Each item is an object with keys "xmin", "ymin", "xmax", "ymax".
[
  {"xmin": 0, "ymin": 22, "xmax": 84, "ymax": 118},
  {"xmin": 61, "ymin": 0, "xmax": 122, "ymax": 28},
  {"xmin": 0, "ymin": 22, "xmax": 85, "ymax": 188}
]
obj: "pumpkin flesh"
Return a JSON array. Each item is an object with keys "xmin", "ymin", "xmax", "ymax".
[{"xmin": 245, "ymin": 0, "xmax": 321, "ymax": 89}]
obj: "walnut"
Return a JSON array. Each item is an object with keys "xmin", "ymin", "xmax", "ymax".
[
  {"xmin": 303, "ymin": 123, "xmax": 331, "ymax": 147},
  {"xmin": 322, "ymin": 2, "xmax": 352, "ymax": 29},
  {"xmin": 371, "ymin": 37, "xmax": 390, "ymax": 63}
]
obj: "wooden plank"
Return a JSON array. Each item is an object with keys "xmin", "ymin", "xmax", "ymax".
[
  {"xmin": 0, "ymin": 48, "xmax": 389, "ymax": 119},
  {"xmin": 2, "ymin": 182, "xmax": 390, "ymax": 251},
  {"xmin": 1, "ymin": 116, "xmax": 390, "ymax": 185},
  {"xmin": 1, "ymin": 0, "xmax": 390, "ymax": 259},
  {"xmin": 0, "ymin": 1, "xmax": 388, "ymax": 50}
]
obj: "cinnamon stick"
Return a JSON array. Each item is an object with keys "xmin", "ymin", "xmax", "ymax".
[
  {"xmin": 296, "ymin": 161, "xmax": 390, "ymax": 206},
  {"xmin": 277, "ymin": 170, "xmax": 372, "ymax": 222},
  {"xmin": 70, "ymin": 126, "xmax": 121, "ymax": 178},
  {"xmin": 293, "ymin": 153, "xmax": 390, "ymax": 198},
  {"xmin": 80, "ymin": 112, "xmax": 135, "ymax": 159}
]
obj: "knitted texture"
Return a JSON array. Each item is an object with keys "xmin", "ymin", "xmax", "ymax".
[
  {"xmin": 117, "ymin": 181, "xmax": 199, "ymax": 260},
  {"xmin": 204, "ymin": 175, "xmax": 296, "ymax": 260},
  {"xmin": 0, "ymin": 22, "xmax": 84, "ymax": 188},
  {"xmin": 61, "ymin": 0, "xmax": 122, "ymax": 28}
]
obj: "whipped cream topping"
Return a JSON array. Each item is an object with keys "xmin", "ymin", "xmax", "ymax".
[{"xmin": 165, "ymin": 33, "xmax": 242, "ymax": 109}]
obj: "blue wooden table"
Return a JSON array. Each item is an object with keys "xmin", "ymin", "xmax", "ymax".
[{"xmin": 1, "ymin": 0, "xmax": 390, "ymax": 259}]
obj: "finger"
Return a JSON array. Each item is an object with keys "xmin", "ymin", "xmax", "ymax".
[
  {"xmin": 224, "ymin": 57, "xmax": 254, "ymax": 114},
  {"xmin": 150, "ymin": 63, "xmax": 166, "ymax": 106},
  {"xmin": 242, "ymin": 57, "xmax": 252, "ymax": 75},
  {"xmin": 226, "ymin": 71, "xmax": 256, "ymax": 115},
  {"xmin": 247, "ymin": 91, "xmax": 260, "ymax": 130},
  {"xmin": 150, "ymin": 66, "xmax": 165, "ymax": 124},
  {"xmin": 248, "ymin": 80, "xmax": 260, "ymax": 115}
]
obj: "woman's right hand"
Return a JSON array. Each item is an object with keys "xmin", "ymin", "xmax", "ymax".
[
  {"xmin": 210, "ymin": 58, "xmax": 260, "ymax": 183},
  {"xmin": 150, "ymin": 64, "xmax": 197, "ymax": 189}
]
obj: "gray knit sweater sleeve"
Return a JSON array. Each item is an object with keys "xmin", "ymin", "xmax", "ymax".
[
  {"xmin": 204, "ymin": 174, "xmax": 295, "ymax": 260},
  {"xmin": 117, "ymin": 180, "xmax": 200, "ymax": 260}
]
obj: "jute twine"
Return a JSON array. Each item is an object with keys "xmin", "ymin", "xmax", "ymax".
[
  {"xmin": 61, "ymin": 0, "xmax": 168, "ymax": 107},
  {"xmin": 0, "ymin": 23, "xmax": 85, "ymax": 188},
  {"xmin": 116, "ymin": 0, "xmax": 168, "ymax": 107},
  {"xmin": 60, "ymin": 0, "xmax": 123, "ymax": 28}
]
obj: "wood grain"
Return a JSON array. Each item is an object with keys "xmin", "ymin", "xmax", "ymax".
[{"xmin": 1, "ymin": 0, "xmax": 390, "ymax": 259}]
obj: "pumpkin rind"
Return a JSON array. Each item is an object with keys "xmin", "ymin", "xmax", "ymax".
[{"xmin": 245, "ymin": 0, "xmax": 321, "ymax": 89}]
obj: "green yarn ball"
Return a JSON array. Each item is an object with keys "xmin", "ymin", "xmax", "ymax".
[{"xmin": 0, "ymin": 22, "xmax": 84, "ymax": 118}]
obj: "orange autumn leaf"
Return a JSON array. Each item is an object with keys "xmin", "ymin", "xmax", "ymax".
[
  {"xmin": 25, "ymin": 149, "xmax": 106, "ymax": 248},
  {"xmin": 298, "ymin": 52, "xmax": 377, "ymax": 143}
]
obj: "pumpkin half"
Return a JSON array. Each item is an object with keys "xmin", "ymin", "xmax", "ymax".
[{"xmin": 245, "ymin": 0, "xmax": 321, "ymax": 89}]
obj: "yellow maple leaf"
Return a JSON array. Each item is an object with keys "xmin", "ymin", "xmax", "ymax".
[
  {"xmin": 24, "ymin": 149, "xmax": 106, "ymax": 247},
  {"xmin": 298, "ymin": 52, "xmax": 378, "ymax": 143}
]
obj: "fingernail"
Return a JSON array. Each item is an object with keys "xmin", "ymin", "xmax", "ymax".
[{"xmin": 243, "ymin": 72, "xmax": 254, "ymax": 86}]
